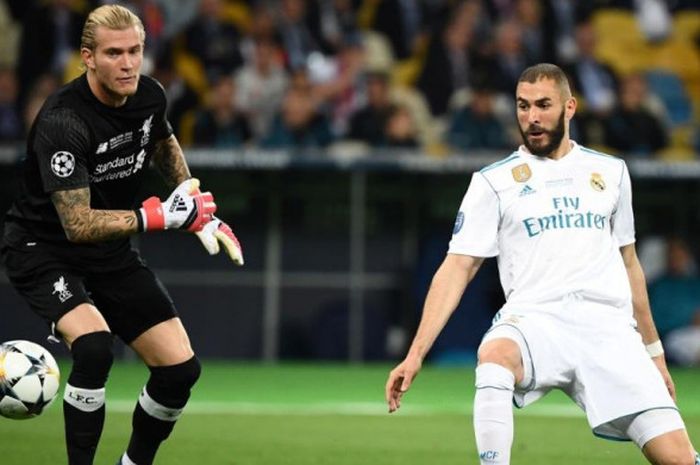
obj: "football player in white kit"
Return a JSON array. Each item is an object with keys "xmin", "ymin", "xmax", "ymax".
[{"xmin": 385, "ymin": 63, "xmax": 698, "ymax": 465}]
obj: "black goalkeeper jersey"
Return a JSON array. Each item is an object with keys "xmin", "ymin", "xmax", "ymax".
[{"xmin": 3, "ymin": 73, "xmax": 173, "ymax": 260}]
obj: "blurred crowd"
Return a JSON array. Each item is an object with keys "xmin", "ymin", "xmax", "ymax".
[
  {"xmin": 641, "ymin": 236, "xmax": 700, "ymax": 366},
  {"xmin": 0, "ymin": 0, "xmax": 699, "ymax": 158}
]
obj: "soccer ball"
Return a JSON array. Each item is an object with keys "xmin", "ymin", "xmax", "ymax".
[{"xmin": 0, "ymin": 340, "xmax": 60, "ymax": 419}]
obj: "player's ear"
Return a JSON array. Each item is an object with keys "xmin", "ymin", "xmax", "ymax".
[
  {"xmin": 565, "ymin": 96, "xmax": 577, "ymax": 120},
  {"xmin": 81, "ymin": 47, "xmax": 95, "ymax": 70}
]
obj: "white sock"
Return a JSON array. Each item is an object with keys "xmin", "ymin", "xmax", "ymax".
[
  {"xmin": 121, "ymin": 452, "xmax": 137, "ymax": 465},
  {"xmin": 473, "ymin": 363, "xmax": 515, "ymax": 465}
]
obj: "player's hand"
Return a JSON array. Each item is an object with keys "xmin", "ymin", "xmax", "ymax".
[
  {"xmin": 652, "ymin": 355, "xmax": 676, "ymax": 401},
  {"xmin": 195, "ymin": 216, "xmax": 244, "ymax": 265},
  {"xmin": 139, "ymin": 178, "xmax": 216, "ymax": 232},
  {"xmin": 385, "ymin": 356, "xmax": 422, "ymax": 413}
]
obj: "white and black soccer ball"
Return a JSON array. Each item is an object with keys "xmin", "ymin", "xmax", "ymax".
[{"xmin": 0, "ymin": 340, "xmax": 60, "ymax": 420}]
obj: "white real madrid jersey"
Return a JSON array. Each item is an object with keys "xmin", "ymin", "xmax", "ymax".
[{"xmin": 449, "ymin": 141, "xmax": 635, "ymax": 312}]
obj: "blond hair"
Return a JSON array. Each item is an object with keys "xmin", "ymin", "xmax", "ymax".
[{"xmin": 80, "ymin": 5, "xmax": 145, "ymax": 51}]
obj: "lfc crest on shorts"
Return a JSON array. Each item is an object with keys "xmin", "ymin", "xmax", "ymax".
[
  {"xmin": 511, "ymin": 163, "xmax": 531, "ymax": 182},
  {"xmin": 590, "ymin": 173, "xmax": 606, "ymax": 192},
  {"xmin": 52, "ymin": 276, "xmax": 73, "ymax": 303}
]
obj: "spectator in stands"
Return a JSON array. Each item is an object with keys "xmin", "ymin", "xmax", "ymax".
[
  {"xmin": 151, "ymin": 47, "xmax": 200, "ymax": 139},
  {"xmin": 154, "ymin": 0, "xmax": 199, "ymax": 39},
  {"xmin": 516, "ymin": 0, "xmax": 547, "ymax": 64},
  {"xmin": 649, "ymin": 237, "xmax": 700, "ymax": 366},
  {"xmin": 603, "ymin": 73, "xmax": 668, "ymax": 156},
  {"xmin": 192, "ymin": 75, "xmax": 252, "ymax": 148},
  {"xmin": 306, "ymin": 0, "xmax": 361, "ymax": 56},
  {"xmin": 447, "ymin": 84, "xmax": 508, "ymax": 152},
  {"xmin": 312, "ymin": 38, "xmax": 366, "ymax": 136},
  {"xmin": 540, "ymin": 0, "xmax": 578, "ymax": 64},
  {"xmin": 370, "ymin": 0, "xmax": 425, "ymax": 60},
  {"xmin": 236, "ymin": 37, "xmax": 289, "ymax": 139},
  {"xmin": 261, "ymin": 82, "xmax": 333, "ymax": 149},
  {"xmin": 278, "ymin": 0, "xmax": 321, "ymax": 70},
  {"xmin": 382, "ymin": 105, "xmax": 419, "ymax": 149},
  {"xmin": 417, "ymin": 4, "xmax": 479, "ymax": 116},
  {"xmin": 489, "ymin": 19, "xmax": 530, "ymax": 95},
  {"xmin": 240, "ymin": 5, "xmax": 278, "ymax": 58},
  {"xmin": 563, "ymin": 18, "xmax": 618, "ymax": 116},
  {"xmin": 0, "ymin": 67, "xmax": 22, "ymax": 142},
  {"xmin": 348, "ymin": 70, "xmax": 395, "ymax": 146},
  {"xmin": 181, "ymin": 0, "xmax": 244, "ymax": 80},
  {"xmin": 15, "ymin": 0, "xmax": 85, "ymax": 111}
]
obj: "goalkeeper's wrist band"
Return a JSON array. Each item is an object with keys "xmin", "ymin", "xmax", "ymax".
[
  {"xmin": 135, "ymin": 209, "xmax": 144, "ymax": 233},
  {"xmin": 646, "ymin": 340, "xmax": 664, "ymax": 358},
  {"xmin": 139, "ymin": 197, "xmax": 165, "ymax": 231}
]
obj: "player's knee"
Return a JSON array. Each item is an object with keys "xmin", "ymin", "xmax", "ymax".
[
  {"xmin": 69, "ymin": 331, "xmax": 114, "ymax": 387},
  {"xmin": 478, "ymin": 339, "xmax": 521, "ymax": 373},
  {"xmin": 147, "ymin": 356, "xmax": 201, "ymax": 407}
]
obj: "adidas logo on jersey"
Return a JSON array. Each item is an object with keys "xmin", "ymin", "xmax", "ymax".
[
  {"xmin": 519, "ymin": 185, "xmax": 536, "ymax": 196},
  {"xmin": 169, "ymin": 195, "xmax": 188, "ymax": 213}
]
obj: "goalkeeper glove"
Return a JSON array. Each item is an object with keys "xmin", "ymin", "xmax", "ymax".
[
  {"xmin": 138, "ymin": 178, "xmax": 216, "ymax": 232},
  {"xmin": 195, "ymin": 216, "xmax": 244, "ymax": 265}
]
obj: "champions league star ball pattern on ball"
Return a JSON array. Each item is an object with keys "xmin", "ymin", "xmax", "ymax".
[{"xmin": 0, "ymin": 340, "xmax": 60, "ymax": 419}]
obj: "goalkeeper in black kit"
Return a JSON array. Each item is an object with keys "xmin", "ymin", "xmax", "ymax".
[{"xmin": 0, "ymin": 5, "xmax": 243, "ymax": 465}]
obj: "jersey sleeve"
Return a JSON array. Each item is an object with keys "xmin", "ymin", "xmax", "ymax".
[
  {"xmin": 611, "ymin": 161, "xmax": 635, "ymax": 246},
  {"xmin": 448, "ymin": 172, "xmax": 500, "ymax": 257},
  {"xmin": 33, "ymin": 108, "xmax": 91, "ymax": 193}
]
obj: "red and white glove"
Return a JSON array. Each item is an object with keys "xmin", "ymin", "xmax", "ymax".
[
  {"xmin": 138, "ymin": 178, "xmax": 216, "ymax": 232},
  {"xmin": 195, "ymin": 216, "xmax": 244, "ymax": 265}
]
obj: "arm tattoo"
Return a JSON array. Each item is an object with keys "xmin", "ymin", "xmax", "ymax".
[
  {"xmin": 51, "ymin": 188, "xmax": 138, "ymax": 243},
  {"xmin": 152, "ymin": 135, "xmax": 191, "ymax": 188}
]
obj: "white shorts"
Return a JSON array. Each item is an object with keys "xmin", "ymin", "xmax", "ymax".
[{"xmin": 480, "ymin": 298, "xmax": 678, "ymax": 441}]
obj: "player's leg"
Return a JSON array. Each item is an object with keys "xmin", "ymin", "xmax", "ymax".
[
  {"xmin": 624, "ymin": 409, "xmax": 697, "ymax": 465},
  {"xmin": 119, "ymin": 318, "xmax": 201, "ymax": 465},
  {"xmin": 86, "ymin": 260, "xmax": 199, "ymax": 465},
  {"xmin": 57, "ymin": 303, "xmax": 114, "ymax": 465},
  {"xmin": 474, "ymin": 337, "xmax": 524, "ymax": 465},
  {"xmin": 643, "ymin": 431, "xmax": 697, "ymax": 465},
  {"xmin": 2, "ymin": 242, "xmax": 114, "ymax": 465}
]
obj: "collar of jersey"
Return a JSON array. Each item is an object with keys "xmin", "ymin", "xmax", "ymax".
[{"xmin": 517, "ymin": 140, "xmax": 580, "ymax": 163}]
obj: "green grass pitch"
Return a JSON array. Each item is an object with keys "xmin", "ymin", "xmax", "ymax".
[{"xmin": 1, "ymin": 362, "xmax": 698, "ymax": 464}]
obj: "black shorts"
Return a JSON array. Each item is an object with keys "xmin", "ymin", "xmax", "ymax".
[{"xmin": 1, "ymin": 242, "xmax": 177, "ymax": 344}]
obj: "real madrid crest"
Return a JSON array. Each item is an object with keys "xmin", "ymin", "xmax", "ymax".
[
  {"xmin": 511, "ymin": 163, "xmax": 531, "ymax": 182},
  {"xmin": 590, "ymin": 173, "xmax": 606, "ymax": 192}
]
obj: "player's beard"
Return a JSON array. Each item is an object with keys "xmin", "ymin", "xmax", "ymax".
[{"xmin": 519, "ymin": 108, "xmax": 566, "ymax": 157}]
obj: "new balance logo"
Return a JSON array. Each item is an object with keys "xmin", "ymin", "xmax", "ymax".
[
  {"xmin": 519, "ymin": 184, "xmax": 536, "ymax": 196},
  {"xmin": 169, "ymin": 195, "xmax": 188, "ymax": 213}
]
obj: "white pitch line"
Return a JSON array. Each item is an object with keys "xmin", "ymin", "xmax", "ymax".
[{"xmin": 104, "ymin": 400, "xmax": 585, "ymax": 417}]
